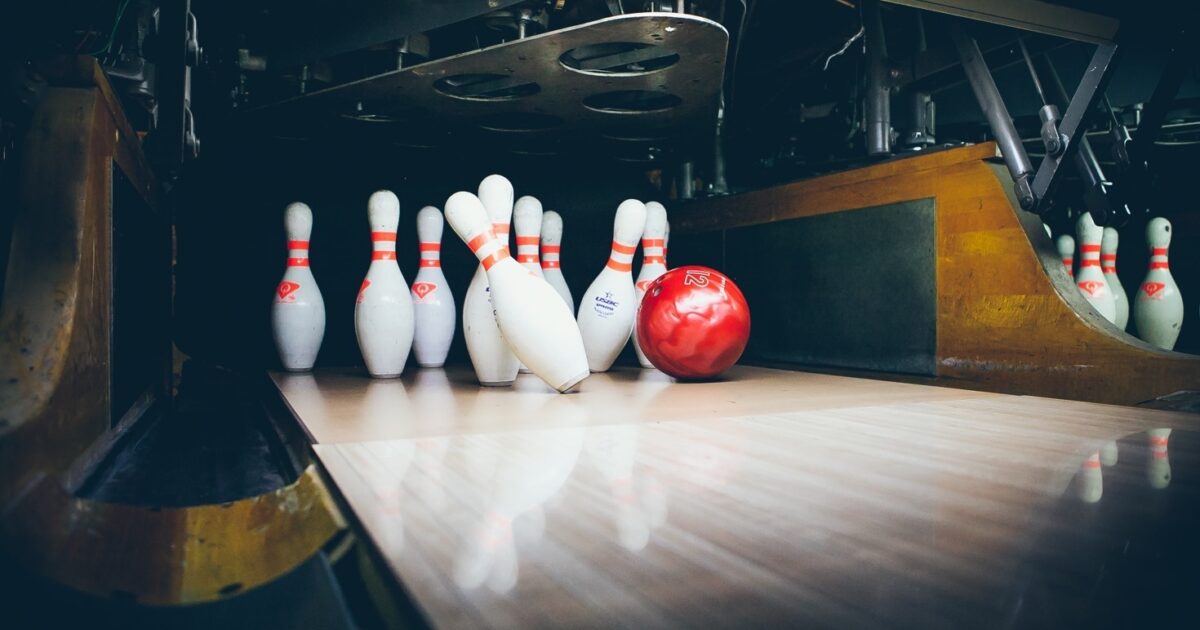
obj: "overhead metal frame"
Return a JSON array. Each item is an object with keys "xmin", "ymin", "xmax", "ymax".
[{"xmin": 883, "ymin": 0, "xmax": 1118, "ymax": 45}]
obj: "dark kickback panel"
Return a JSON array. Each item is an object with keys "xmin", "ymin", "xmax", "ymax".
[{"xmin": 725, "ymin": 200, "xmax": 937, "ymax": 375}]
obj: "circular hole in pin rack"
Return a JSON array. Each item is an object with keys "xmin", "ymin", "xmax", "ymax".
[
  {"xmin": 583, "ymin": 90, "xmax": 681, "ymax": 115},
  {"xmin": 559, "ymin": 42, "xmax": 680, "ymax": 77},
  {"xmin": 433, "ymin": 73, "xmax": 540, "ymax": 101},
  {"xmin": 477, "ymin": 112, "xmax": 564, "ymax": 133}
]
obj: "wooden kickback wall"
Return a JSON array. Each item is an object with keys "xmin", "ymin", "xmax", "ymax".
[{"xmin": 675, "ymin": 143, "xmax": 1200, "ymax": 406}]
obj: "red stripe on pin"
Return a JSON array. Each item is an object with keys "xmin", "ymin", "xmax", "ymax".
[
  {"xmin": 420, "ymin": 259, "xmax": 440, "ymax": 267},
  {"xmin": 542, "ymin": 245, "xmax": 561, "ymax": 254},
  {"xmin": 287, "ymin": 258, "xmax": 309, "ymax": 267},
  {"xmin": 418, "ymin": 243, "xmax": 441, "ymax": 252},
  {"xmin": 481, "ymin": 247, "xmax": 510, "ymax": 271},
  {"xmin": 371, "ymin": 231, "xmax": 397, "ymax": 242},
  {"xmin": 1100, "ymin": 254, "xmax": 1116, "ymax": 261},
  {"xmin": 1081, "ymin": 260, "xmax": 1101, "ymax": 267},
  {"xmin": 642, "ymin": 238, "xmax": 665, "ymax": 248},
  {"xmin": 466, "ymin": 231, "xmax": 493, "ymax": 253},
  {"xmin": 287, "ymin": 240, "xmax": 309, "ymax": 249},
  {"xmin": 644, "ymin": 256, "xmax": 666, "ymax": 265},
  {"xmin": 372, "ymin": 251, "xmax": 396, "ymax": 261},
  {"xmin": 1150, "ymin": 262, "xmax": 1169, "ymax": 269},
  {"xmin": 611, "ymin": 241, "xmax": 636, "ymax": 255},
  {"xmin": 1081, "ymin": 244, "xmax": 1101, "ymax": 253},
  {"xmin": 1152, "ymin": 247, "xmax": 1168, "ymax": 256},
  {"xmin": 515, "ymin": 236, "xmax": 539, "ymax": 246},
  {"xmin": 517, "ymin": 254, "xmax": 538, "ymax": 263},
  {"xmin": 542, "ymin": 260, "xmax": 560, "ymax": 269},
  {"xmin": 607, "ymin": 258, "xmax": 632, "ymax": 272}
]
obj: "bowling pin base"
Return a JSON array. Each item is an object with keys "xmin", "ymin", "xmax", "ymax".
[
  {"xmin": 283, "ymin": 366, "xmax": 315, "ymax": 373},
  {"xmin": 479, "ymin": 380, "xmax": 515, "ymax": 387},
  {"xmin": 553, "ymin": 370, "xmax": 590, "ymax": 394},
  {"xmin": 367, "ymin": 372, "xmax": 403, "ymax": 379},
  {"xmin": 418, "ymin": 362, "xmax": 445, "ymax": 368}
]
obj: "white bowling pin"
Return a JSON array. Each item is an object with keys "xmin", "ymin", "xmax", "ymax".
[
  {"xmin": 412, "ymin": 206, "xmax": 456, "ymax": 368},
  {"xmin": 1056, "ymin": 234, "xmax": 1074, "ymax": 279},
  {"xmin": 271, "ymin": 202, "xmax": 326, "ymax": 371},
  {"xmin": 1077, "ymin": 451, "xmax": 1103, "ymax": 503},
  {"xmin": 540, "ymin": 211, "xmax": 574, "ymax": 312},
  {"xmin": 463, "ymin": 175, "xmax": 521, "ymax": 386},
  {"xmin": 577, "ymin": 200, "xmax": 648, "ymax": 372},
  {"xmin": 1147, "ymin": 428, "xmax": 1172, "ymax": 489},
  {"xmin": 633, "ymin": 201, "xmax": 669, "ymax": 368},
  {"xmin": 1100, "ymin": 227, "xmax": 1130, "ymax": 331},
  {"xmin": 355, "ymin": 191, "xmax": 415, "ymax": 378},
  {"xmin": 445, "ymin": 191, "xmax": 590, "ymax": 393},
  {"xmin": 1133, "ymin": 218, "xmax": 1184, "ymax": 350},
  {"xmin": 513, "ymin": 196, "xmax": 545, "ymax": 374},
  {"xmin": 1075, "ymin": 213, "xmax": 1117, "ymax": 324}
]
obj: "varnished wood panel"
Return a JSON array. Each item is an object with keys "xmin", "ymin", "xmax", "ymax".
[
  {"xmin": 674, "ymin": 143, "xmax": 1200, "ymax": 405},
  {"xmin": 0, "ymin": 465, "xmax": 345, "ymax": 605},
  {"xmin": 308, "ymin": 372, "xmax": 1200, "ymax": 628}
]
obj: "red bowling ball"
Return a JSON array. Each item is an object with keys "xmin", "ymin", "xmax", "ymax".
[{"xmin": 636, "ymin": 266, "xmax": 751, "ymax": 379}]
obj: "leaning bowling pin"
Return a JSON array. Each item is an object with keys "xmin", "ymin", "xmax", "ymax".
[
  {"xmin": 463, "ymin": 175, "xmax": 521, "ymax": 386},
  {"xmin": 1133, "ymin": 218, "xmax": 1184, "ymax": 350},
  {"xmin": 540, "ymin": 211, "xmax": 574, "ymax": 312},
  {"xmin": 444, "ymin": 191, "xmax": 589, "ymax": 393},
  {"xmin": 513, "ymin": 195, "xmax": 545, "ymax": 374},
  {"xmin": 271, "ymin": 202, "xmax": 326, "ymax": 371},
  {"xmin": 355, "ymin": 190, "xmax": 415, "ymax": 378},
  {"xmin": 1056, "ymin": 234, "xmax": 1075, "ymax": 279},
  {"xmin": 578, "ymin": 199, "xmax": 648, "ymax": 372},
  {"xmin": 1075, "ymin": 213, "xmax": 1118, "ymax": 324},
  {"xmin": 633, "ymin": 201, "xmax": 669, "ymax": 368},
  {"xmin": 412, "ymin": 205, "xmax": 456, "ymax": 368},
  {"xmin": 1101, "ymin": 227, "xmax": 1130, "ymax": 330}
]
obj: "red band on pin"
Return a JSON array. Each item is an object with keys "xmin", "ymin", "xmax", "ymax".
[
  {"xmin": 644, "ymin": 256, "xmax": 666, "ymax": 265},
  {"xmin": 1152, "ymin": 247, "xmax": 1168, "ymax": 256},
  {"xmin": 287, "ymin": 240, "xmax": 309, "ymax": 250},
  {"xmin": 418, "ymin": 243, "xmax": 441, "ymax": 252},
  {"xmin": 517, "ymin": 254, "xmax": 539, "ymax": 263},
  {"xmin": 542, "ymin": 245, "xmax": 561, "ymax": 254},
  {"xmin": 642, "ymin": 238, "xmax": 665, "ymax": 248},
  {"xmin": 607, "ymin": 259, "xmax": 633, "ymax": 272},
  {"xmin": 372, "ymin": 251, "xmax": 396, "ymax": 261},
  {"xmin": 481, "ymin": 248, "xmax": 509, "ymax": 271},
  {"xmin": 542, "ymin": 260, "xmax": 561, "ymax": 269},
  {"xmin": 1081, "ymin": 260, "xmax": 1101, "ymax": 267},
  {"xmin": 287, "ymin": 258, "xmax": 309, "ymax": 267},
  {"xmin": 515, "ymin": 236, "xmax": 539, "ymax": 246},
  {"xmin": 420, "ymin": 259, "xmax": 440, "ymax": 267},
  {"xmin": 1100, "ymin": 254, "xmax": 1116, "ymax": 261},
  {"xmin": 466, "ymin": 231, "xmax": 494, "ymax": 253},
  {"xmin": 1150, "ymin": 262, "xmax": 1169, "ymax": 269},
  {"xmin": 371, "ymin": 231, "xmax": 397, "ymax": 242},
  {"xmin": 611, "ymin": 241, "xmax": 637, "ymax": 255},
  {"xmin": 1080, "ymin": 244, "xmax": 1101, "ymax": 253}
]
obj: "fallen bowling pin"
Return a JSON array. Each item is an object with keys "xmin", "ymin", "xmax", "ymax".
[
  {"xmin": 633, "ymin": 201, "xmax": 669, "ymax": 368},
  {"xmin": 444, "ymin": 191, "xmax": 590, "ymax": 393},
  {"xmin": 1101, "ymin": 227, "xmax": 1130, "ymax": 331},
  {"xmin": 513, "ymin": 195, "xmax": 545, "ymax": 374},
  {"xmin": 463, "ymin": 175, "xmax": 522, "ymax": 386},
  {"xmin": 271, "ymin": 202, "xmax": 326, "ymax": 371},
  {"xmin": 412, "ymin": 205, "xmax": 456, "ymax": 368},
  {"xmin": 1075, "ymin": 212, "xmax": 1118, "ymax": 325},
  {"xmin": 1133, "ymin": 218, "xmax": 1184, "ymax": 351},
  {"xmin": 578, "ymin": 199, "xmax": 648, "ymax": 372},
  {"xmin": 540, "ymin": 210, "xmax": 574, "ymax": 312},
  {"xmin": 355, "ymin": 190, "xmax": 415, "ymax": 378}
]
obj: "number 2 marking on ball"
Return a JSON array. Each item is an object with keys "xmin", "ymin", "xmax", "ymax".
[{"xmin": 684, "ymin": 270, "xmax": 711, "ymax": 287}]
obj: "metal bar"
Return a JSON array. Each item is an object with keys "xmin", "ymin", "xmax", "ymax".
[
  {"xmin": 1127, "ymin": 34, "xmax": 1193, "ymax": 167},
  {"xmin": 950, "ymin": 23, "xmax": 1035, "ymax": 208},
  {"xmin": 883, "ymin": 0, "xmax": 1118, "ymax": 44},
  {"xmin": 864, "ymin": 0, "xmax": 892, "ymax": 156},
  {"xmin": 1029, "ymin": 43, "xmax": 1119, "ymax": 214}
]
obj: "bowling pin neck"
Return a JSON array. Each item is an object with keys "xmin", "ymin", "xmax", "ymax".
[
  {"xmin": 419, "ymin": 241, "xmax": 441, "ymax": 268},
  {"xmin": 606, "ymin": 240, "xmax": 636, "ymax": 273},
  {"xmin": 515, "ymin": 235, "xmax": 539, "ymax": 265},
  {"xmin": 371, "ymin": 230, "xmax": 398, "ymax": 261},
  {"xmin": 1078, "ymin": 243, "xmax": 1101, "ymax": 268},
  {"xmin": 642, "ymin": 237, "xmax": 665, "ymax": 265},
  {"xmin": 287, "ymin": 238, "xmax": 310, "ymax": 267},
  {"xmin": 467, "ymin": 227, "xmax": 511, "ymax": 270},
  {"xmin": 1149, "ymin": 246, "xmax": 1169, "ymax": 270},
  {"xmin": 542, "ymin": 244, "xmax": 561, "ymax": 269}
]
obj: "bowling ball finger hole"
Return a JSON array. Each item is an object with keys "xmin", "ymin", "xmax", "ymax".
[
  {"xmin": 477, "ymin": 112, "xmax": 564, "ymax": 133},
  {"xmin": 582, "ymin": 90, "xmax": 682, "ymax": 115},
  {"xmin": 433, "ymin": 74, "xmax": 541, "ymax": 101},
  {"xmin": 559, "ymin": 42, "xmax": 680, "ymax": 76}
]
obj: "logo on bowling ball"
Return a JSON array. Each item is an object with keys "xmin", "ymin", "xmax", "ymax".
[
  {"xmin": 356, "ymin": 279, "xmax": 371, "ymax": 304},
  {"xmin": 276, "ymin": 281, "xmax": 301, "ymax": 303},
  {"xmin": 1077, "ymin": 280, "xmax": 1106, "ymax": 297},
  {"xmin": 1142, "ymin": 281, "xmax": 1166, "ymax": 299},
  {"xmin": 412, "ymin": 281, "xmax": 437, "ymax": 301}
]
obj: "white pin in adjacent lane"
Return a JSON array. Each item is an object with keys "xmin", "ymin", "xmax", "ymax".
[
  {"xmin": 271, "ymin": 202, "xmax": 326, "ymax": 371},
  {"xmin": 412, "ymin": 205, "xmax": 456, "ymax": 368},
  {"xmin": 463, "ymin": 175, "xmax": 521, "ymax": 386},
  {"xmin": 1075, "ymin": 213, "xmax": 1118, "ymax": 324},
  {"xmin": 354, "ymin": 190, "xmax": 416, "ymax": 378},
  {"xmin": 577, "ymin": 199, "xmax": 648, "ymax": 372},
  {"xmin": 633, "ymin": 201, "xmax": 669, "ymax": 368},
  {"xmin": 1056, "ymin": 234, "xmax": 1075, "ymax": 279},
  {"xmin": 1077, "ymin": 451, "xmax": 1103, "ymax": 503},
  {"xmin": 540, "ymin": 210, "xmax": 574, "ymax": 312},
  {"xmin": 1133, "ymin": 218, "xmax": 1184, "ymax": 350},
  {"xmin": 1100, "ymin": 227, "xmax": 1129, "ymax": 331},
  {"xmin": 513, "ymin": 195, "xmax": 545, "ymax": 374},
  {"xmin": 1147, "ymin": 428, "xmax": 1172, "ymax": 489},
  {"xmin": 444, "ymin": 191, "xmax": 590, "ymax": 393}
]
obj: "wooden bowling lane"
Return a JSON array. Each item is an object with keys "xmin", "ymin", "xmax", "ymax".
[
  {"xmin": 313, "ymin": 397, "xmax": 1198, "ymax": 628},
  {"xmin": 271, "ymin": 365, "xmax": 1005, "ymax": 444}
]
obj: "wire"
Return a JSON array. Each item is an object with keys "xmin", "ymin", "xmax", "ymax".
[
  {"xmin": 87, "ymin": 0, "xmax": 133, "ymax": 56},
  {"xmin": 824, "ymin": 26, "xmax": 864, "ymax": 71}
]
